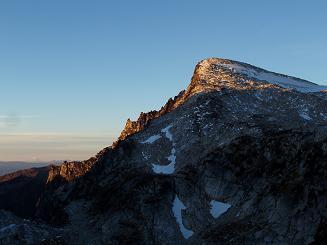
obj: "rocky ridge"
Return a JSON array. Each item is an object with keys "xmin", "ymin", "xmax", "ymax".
[{"xmin": 117, "ymin": 58, "xmax": 327, "ymax": 145}]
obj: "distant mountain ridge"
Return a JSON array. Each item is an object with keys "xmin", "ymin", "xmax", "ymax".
[
  {"xmin": 0, "ymin": 58, "xmax": 327, "ymax": 244},
  {"xmin": 0, "ymin": 161, "xmax": 61, "ymax": 176}
]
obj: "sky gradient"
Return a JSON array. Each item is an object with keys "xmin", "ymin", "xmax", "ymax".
[{"xmin": 1, "ymin": 0, "xmax": 327, "ymax": 161}]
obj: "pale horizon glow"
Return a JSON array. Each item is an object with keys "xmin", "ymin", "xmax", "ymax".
[{"xmin": 0, "ymin": 132, "xmax": 116, "ymax": 162}]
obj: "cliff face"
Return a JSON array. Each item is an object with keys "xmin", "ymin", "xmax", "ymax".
[{"xmin": 1, "ymin": 58, "xmax": 327, "ymax": 244}]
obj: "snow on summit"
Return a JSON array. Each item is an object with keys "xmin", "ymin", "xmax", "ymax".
[{"xmin": 193, "ymin": 58, "xmax": 327, "ymax": 93}]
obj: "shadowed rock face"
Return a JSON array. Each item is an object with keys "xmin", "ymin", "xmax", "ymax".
[
  {"xmin": 1, "ymin": 58, "xmax": 327, "ymax": 244},
  {"xmin": 0, "ymin": 159, "xmax": 97, "ymax": 221},
  {"xmin": 0, "ymin": 167, "xmax": 50, "ymax": 218}
]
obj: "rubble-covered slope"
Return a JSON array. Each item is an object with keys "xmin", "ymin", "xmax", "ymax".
[{"xmin": 1, "ymin": 58, "xmax": 327, "ymax": 244}]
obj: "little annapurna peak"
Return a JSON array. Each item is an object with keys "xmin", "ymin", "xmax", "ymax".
[{"xmin": 0, "ymin": 58, "xmax": 327, "ymax": 244}]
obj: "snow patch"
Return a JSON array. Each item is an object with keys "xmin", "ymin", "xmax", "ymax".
[
  {"xmin": 299, "ymin": 109, "xmax": 312, "ymax": 121},
  {"xmin": 151, "ymin": 125, "xmax": 177, "ymax": 175},
  {"xmin": 210, "ymin": 200, "xmax": 231, "ymax": 218},
  {"xmin": 299, "ymin": 112, "xmax": 312, "ymax": 121},
  {"xmin": 141, "ymin": 134, "xmax": 162, "ymax": 144},
  {"xmin": 142, "ymin": 151, "xmax": 151, "ymax": 160},
  {"xmin": 167, "ymin": 147, "xmax": 176, "ymax": 165},
  {"xmin": 161, "ymin": 125, "xmax": 173, "ymax": 141},
  {"xmin": 0, "ymin": 224, "xmax": 16, "ymax": 233},
  {"xmin": 172, "ymin": 195, "xmax": 194, "ymax": 239},
  {"xmin": 152, "ymin": 161, "xmax": 175, "ymax": 174},
  {"xmin": 151, "ymin": 146, "xmax": 176, "ymax": 174},
  {"xmin": 215, "ymin": 63, "xmax": 327, "ymax": 93}
]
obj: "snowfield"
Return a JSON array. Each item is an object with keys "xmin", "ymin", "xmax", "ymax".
[
  {"xmin": 215, "ymin": 63, "xmax": 327, "ymax": 93},
  {"xmin": 151, "ymin": 125, "xmax": 177, "ymax": 175},
  {"xmin": 141, "ymin": 134, "xmax": 162, "ymax": 144},
  {"xmin": 172, "ymin": 195, "xmax": 194, "ymax": 239},
  {"xmin": 209, "ymin": 200, "xmax": 231, "ymax": 219}
]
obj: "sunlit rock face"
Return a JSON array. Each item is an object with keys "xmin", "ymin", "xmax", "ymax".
[{"xmin": 1, "ymin": 58, "xmax": 327, "ymax": 244}]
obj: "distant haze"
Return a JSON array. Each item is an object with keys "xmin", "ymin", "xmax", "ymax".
[{"xmin": 0, "ymin": 133, "xmax": 115, "ymax": 162}]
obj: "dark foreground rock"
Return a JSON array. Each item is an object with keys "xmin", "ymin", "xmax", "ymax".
[{"xmin": 0, "ymin": 167, "xmax": 50, "ymax": 218}]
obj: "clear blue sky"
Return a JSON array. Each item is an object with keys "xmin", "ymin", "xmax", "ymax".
[{"xmin": 1, "ymin": 0, "xmax": 326, "ymax": 161}]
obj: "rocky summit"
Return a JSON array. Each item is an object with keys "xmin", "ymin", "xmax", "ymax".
[{"xmin": 1, "ymin": 58, "xmax": 327, "ymax": 244}]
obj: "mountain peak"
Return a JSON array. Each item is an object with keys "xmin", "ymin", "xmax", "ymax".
[
  {"xmin": 187, "ymin": 57, "xmax": 327, "ymax": 94},
  {"xmin": 115, "ymin": 58, "xmax": 327, "ymax": 146},
  {"xmin": 1, "ymin": 57, "xmax": 327, "ymax": 244}
]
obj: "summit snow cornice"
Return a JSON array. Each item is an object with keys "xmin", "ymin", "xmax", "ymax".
[{"xmin": 185, "ymin": 58, "xmax": 327, "ymax": 97}]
